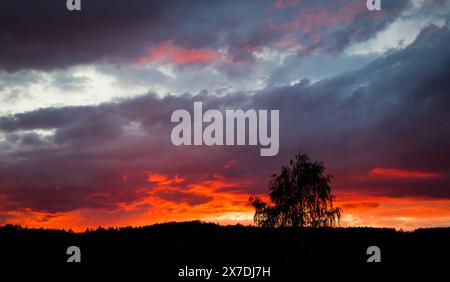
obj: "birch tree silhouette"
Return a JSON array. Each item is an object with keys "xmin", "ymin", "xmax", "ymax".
[{"xmin": 249, "ymin": 152, "xmax": 342, "ymax": 227}]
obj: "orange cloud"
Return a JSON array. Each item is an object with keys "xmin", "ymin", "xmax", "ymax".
[
  {"xmin": 147, "ymin": 172, "xmax": 186, "ymax": 185},
  {"xmin": 336, "ymin": 190, "xmax": 450, "ymax": 230},
  {"xmin": 3, "ymin": 172, "xmax": 449, "ymax": 231},
  {"xmin": 147, "ymin": 172, "xmax": 168, "ymax": 183}
]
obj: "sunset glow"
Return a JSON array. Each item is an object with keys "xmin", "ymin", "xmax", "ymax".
[
  {"xmin": 1, "ymin": 170, "xmax": 448, "ymax": 231},
  {"xmin": 1, "ymin": 0, "xmax": 449, "ymax": 232}
]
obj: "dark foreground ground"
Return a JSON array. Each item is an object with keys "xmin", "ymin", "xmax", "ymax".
[{"xmin": 0, "ymin": 221, "xmax": 448, "ymax": 279}]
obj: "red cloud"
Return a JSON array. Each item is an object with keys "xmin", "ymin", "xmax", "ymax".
[
  {"xmin": 137, "ymin": 42, "xmax": 222, "ymax": 65},
  {"xmin": 274, "ymin": 0, "xmax": 302, "ymax": 10},
  {"xmin": 273, "ymin": 2, "xmax": 366, "ymax": 33},
  {"xmin": 369, "ymin": 168, "xmax": 442, "ymax": 179}
]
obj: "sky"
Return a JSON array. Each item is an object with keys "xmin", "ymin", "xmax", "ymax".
[{"xmin": 0, "ymin": 0, "xmax": 450, "ymax": 231}]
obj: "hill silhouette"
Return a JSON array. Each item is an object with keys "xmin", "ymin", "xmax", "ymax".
[{"xmin": 0, "ymin": 221, "xmax": 448, "ymax": 279}]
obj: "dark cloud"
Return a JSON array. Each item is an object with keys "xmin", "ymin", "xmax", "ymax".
[
  {"xmin": 0, "ymin": 24, "xmax": 449, "ymax": 216},
  {"xmin": 154, "ymin": 190, "xmax": 213, "ymax": 206},
  {"xmin": 0, "ymin": 0, "xmax": 271, "ymax": 71},
  {"xmin": 0, "ymin": 106, "xmax": 93, "ymax": 132},
  {"xmin": 0, "ymin": 0, "xmax": 411, "ymax": 72}
]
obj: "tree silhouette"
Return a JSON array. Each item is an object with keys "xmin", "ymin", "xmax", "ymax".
[{"xmin": 249, "ymin": 152, "xmax": 342, "ymax": 227}]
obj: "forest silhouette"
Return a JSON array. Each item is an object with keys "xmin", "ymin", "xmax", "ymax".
[{"xmin": 0, "ymin": 222, "xmax": 448, "ymax": 278}]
